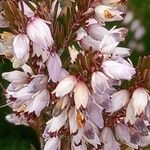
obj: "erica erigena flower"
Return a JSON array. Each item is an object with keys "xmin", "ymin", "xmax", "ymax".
[
  {"xmin": 26, "ymin": 17, "xmax": 54, "ymax": 50},
  {"xmin": 91, "ymin": 71, "xmax": 109, "ymax": 94},
  {"xmin": 73, "ymin": 81, "xmax": 89, "ymax": 109},
  {"xmin": 131, "ymin": 88, "xmax": 150, "ymax": 115},
  {"xmin": 2, "ymin": 70, "xmax": 29, "ymax": 83},
  {"xmin": 52, "ymin": 75, "xmax": 77, "ymax": 97},
  {"xmin": 102, "ymin": 60, "xmax": 136, "ymax": 80},
  {"xmin": 108, "ymin": 89, "xmax": 129, "ymax": 113},
  {"xmin": 13, "ymin": 34, "xmax": 29, "ymax": 60},
  {"xmin": 95, "ymin": 5, "xmax": 123, "ymax": 22}
]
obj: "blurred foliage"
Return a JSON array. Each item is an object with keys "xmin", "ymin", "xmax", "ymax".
[
  {"xmin": 0, "ymin": 0, "xmax": 150, "ymax": 150},
  {"xmin": 127, "ymin": 0, "xmax": 150, "ymax": 65}
]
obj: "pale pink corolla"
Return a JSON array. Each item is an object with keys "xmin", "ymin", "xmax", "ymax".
[
  {"xmin": 27, "ymin": 89, "xmax": 50, "ymax": 116},
  {"xmin": 102, "ymin": 60, "xmax": 136, "ymax": 80},
  {"xmin": 87, "ymin": 24, "xmax": 109, "ymax": 41},
  {"xmin": 45, "ymin": 109, "xmax": 67, "ymax": 133},
  {"xmin": 13, "ymin": 34, "xmax": 29, "ymax": 59},
  {"xmin": 2, "ymin": 70, "xmax": 28, "ymax": 83},
  {"xmin": 108, "ymin": 89, "xmax": 129, "ymax": 113},
  {"xmin": 26, "ymin": 17, "xmax": 54, "ymax": 50},
  {"xmin": 74, "ymin": 82, "xmax": 89, "ymax": 109},
  {"xmin": 91, "ymin": 71, "xmax": 110, "ymax": 94},
  {"xmin": 52, "ymin": 75, "xmax": 77, "ymax": 97},
  {"xmin": 95, "ymin": 5, "xmax": 123, "ymax": 22},
  {"xmin": 80, "ymin": 35, "xmax": 101, "ymax": 51},
  {"xmin": 44, "ymin": 137, "xmax": 61, "ymax": 150},
  {"xmin": 46, "ymin": 52, "xmax": 62, "ymax": 83},
  {"xmin": 101, "ymin": 127, "xmax": 120, "ymax": 150},
  {"xmin": 115, "ymin": 123, "xmax": 138, "ymax": 149},
  {"xmin": 83, "ymin": 121, "xmax": 101, "ymax": 148},
  {"xmin": 131, "ymin": 88, "xmax": 150, "ymax": 115}
]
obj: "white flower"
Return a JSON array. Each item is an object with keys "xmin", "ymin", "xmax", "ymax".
[
  {"xmin": 13, "ymin": 34, "xmax": 29, "ymax": 59},
  {"xmin": 12, "ymin": 86, "xmax": 35, "ymax": 101},
  {"xmin": 44, "ymin": 137, "xmax": 61, "ymax": 150},
  {"xmin": 71, "ymin": 129, "xmax": 85, "ymax": 150},
  {"xmin": 76, "ymin": 27, "xmax": 88, "ymax": 41},
  {"xmin": 26, "ymin": 17, "xmax": 54, "ymax": 50},
  {"xmin": 139, "ymin": 134, "xmax": 150, "ymax": 148},
  {"xmin": 101, "ymin": 127, "xmax": 120, "ymax": 150},
  {"xmin": 2, "ymin": 70, "xmax": 28, "ymax": 83},
  {"xmin": 108, "ymin": 89, "xmax": 129, "ymax": 113},
  {"xmin": 46, "ymin": 53, "xmax": 62, "ymax": 83},
  {"xmin": 68, "ymin": 107, "xmax": 78, "ymax": 134},
  {"xmin": 87, "ymin": 24, "xmax": 109, "ymax": 41},
  {"xmin": 52, "ymin": 75, "xmax": 77, "ymax": 97},
  {"xmin": 112, "ymin": 47, "xmax": 130, "ymax": 57},
  {"xmin": 87, "ymin": 100, "xmax": 104, "ymax": 129},
  {"xmin": 91, "ymin": 71, "xmax": 109, "ymax": 94},
  {"xmin": 45, "ymin": 109, "xmax": 67, "ymax": 133},
  {"xmin": 102, "ymin": 60, "xmax": 136, "ymax": 80},
  {"xmin": 99, "ymin": 27, "xmax": 128, "ymax": 54},
  {"xmin": 71, "ymin": 139, "xmax": 87, "ymax": 150},
  {"xmin": 27, "ymin": 89, "xmax": 50, "ymax": 116},
  {"xmin": 21, "ymin": 64, "xmax": 34, "ymax": 75},
  {"xmin": 115, "ymin": 123, "xmax": 138, "ymax": 149},
  {"xmin": 95, "ymin": 5, "xmax": 123, "ymax": 22},
  {"xmin": 83, "ymin": 121, "xmax": 101, "ymax": 148},
  {"xmin": 125, "ymin": 102, "xmax": 136, "ymax": 124},
  {"xmin": 5, "ymin": 113, "xmax": 28, "ymax": 126},
  {"xmin": 80, "ymin": 35, "xmax": 101, "ymax": 51},
  {"xmin": 74, "ymin": 82, "xmax": 89, "ymax": 109},
  {"xmin": 131, "ymin": 88, "xmax": 150, "ymax": 115},
  {"xmin": 27, "ymin": 74, "xmax": 48, "ymax": 93}
]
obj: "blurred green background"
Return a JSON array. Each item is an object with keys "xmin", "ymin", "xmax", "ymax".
[{"xmin": 0, "ymin": 0, "xmax": 150, "ymax": 150}]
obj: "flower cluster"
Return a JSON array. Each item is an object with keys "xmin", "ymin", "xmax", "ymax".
[{"xmin": 0, "ymin": 0, "xmax": 150, "ymax": 150}]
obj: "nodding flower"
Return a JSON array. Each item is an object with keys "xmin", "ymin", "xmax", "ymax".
[
  {"xmin": 26, "ymin": 17, "xmax": 54, "ymax": 50},
  {"xmin": 13, "ymin": 34, "xmax": 29, "ymax": 60}
]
